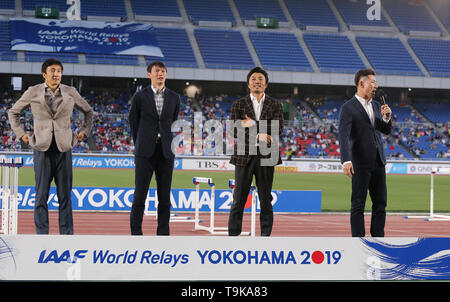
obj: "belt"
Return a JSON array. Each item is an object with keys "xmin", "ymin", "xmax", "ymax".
[{"xmin": 156, "ymin": 136, "xmax": 161, "ymax": 143}]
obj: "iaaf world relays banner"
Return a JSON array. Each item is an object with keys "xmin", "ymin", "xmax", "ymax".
[
  {"xmin": 9, "ymin": 18, "xmax": 163, "ymax": 56},
  {"xmin": 1, "ymin": 235, "xmax": 449, "ymax": 281},
  {"xmin": 5, "ymin": 186, "xmax": 322, "ymax": 213}
]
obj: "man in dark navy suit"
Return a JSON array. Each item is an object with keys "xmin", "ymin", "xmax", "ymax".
[
  {"xmin": 129, "ymin": 61, "xmax": 180, "ymax": 235},
  {"xmin": 338, "ymin": 68, "xmax": 392, "ymax": 237}
]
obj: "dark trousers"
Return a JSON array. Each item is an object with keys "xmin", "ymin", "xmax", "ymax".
[
  {"xmin": 33, "ymin": 137, "xmax": 73, "ymax": 234},
  {"xmin": 228, "ymin": 156, "xmax": 274, "ymax": 236},
  {"xmin": 350, "ymin": 156, "xmax": 387, "ymax": 237},
  {"xmin": 130, "ymin": 143, "xmax": 174, "ymax": 235}
]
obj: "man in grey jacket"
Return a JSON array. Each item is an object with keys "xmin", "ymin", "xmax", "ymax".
[{"xmin": 8, "ymin": 58, "xmax": 93, "ymax": 234}]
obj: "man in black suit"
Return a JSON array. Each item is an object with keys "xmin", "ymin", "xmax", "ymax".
[
  {"xmin": 338, "ymin": 68, "xmax": 392, "ymax": 237},
  {"xmin": 228, "ymin": 67, "xmax": 284, "ymax": 236},
  {"xmin": 129, "ymin": 61, "xmax": 180, "ymax": 235}
]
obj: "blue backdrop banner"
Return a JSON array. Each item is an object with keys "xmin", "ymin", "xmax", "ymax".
[
  {"xmin": 12, "ymin": 186, "xmax": 322, "ymax": 213},
  {"xmin": 9, "ymin": 18, "xmax": 163, "ymax": 56}
]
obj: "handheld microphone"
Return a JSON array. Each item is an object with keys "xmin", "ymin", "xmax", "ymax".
[{"xmin": 375, "ymin": 89, "xmax": 390, "ymax": 119}]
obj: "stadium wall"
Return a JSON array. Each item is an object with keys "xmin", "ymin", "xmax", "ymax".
[{"xmin": 1, "ymin": 152, "xmax": 449, "ymax": 175}]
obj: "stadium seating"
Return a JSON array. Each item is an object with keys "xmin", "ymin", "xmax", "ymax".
[
  {"xmin": 129, "ymin": 0, "xmax": 181, "ymax": 17},
  {"xmin": 333, "ymin": 0, "xmax": 391, "ymax": 28},
  {"xmin": 183, "ymin": 0, "xmax": 235, "ymax": 25},
  {"xmin": 194, "ymin": 28, "xmax": 254, "ymax": 69},
  {"xmin": 22, "ymin": 0, "xmax": 68, "ymax": 12},
  {"xmin": 85, "ymin": 54, "xmax": 137, "ymax": 66},
  {"xmin": 408, "ymin": 38, "xmax": 450, "ymax": 77},
  {"xmin": 234, "ymin": 0, "xmax": 287, "ymax": 22},
  {"xmin": 0, "ymin": 0, "xmax": 14, "ymax": 11},
  {"xmin": 310, "ymin": 98, "xmax": 343, "ymax": 121},
  {"xmin": 303, "ymin": 33, "xmax": 366, "ymax": 73},
  {"xmin": 24, "ymin": 51, "xmax": 79, "ymax": 63},
  {"xmin": 400, "ymin": 125, "xmax": 448, "ymax": 159},
  {"xmin": 382, "ymin": 0, "xmax": 441, "ymax": 34},
  {"xmin": 145, "ymin": 27, "xmax": 197, "ymax": 68},
  {"xmin": 356, "ymin": 36, "xmax": 423, "ymax": 76},
  {"xmin": 284, "ymin": 0, "xmax": 340, "ymax": 29},
  {"xmin": 80, "ymin": 0, "xmax": 126, "ymax": 19},
  {"xmin": 0, "ymin": 21, "xmax": 16, "ymax": 61},
  {"xmin": 427, "ymin": 0, "xmax": 450, "ymax": 32},
  {"xmin": 413, "ymin": 101, "xmax": 450, "ymax": 124},
  {"xmin": 249, "ymin": 31, "xmax": 312, "ymax": 72}
]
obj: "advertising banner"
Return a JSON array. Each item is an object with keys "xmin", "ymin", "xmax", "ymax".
[
  {"xmin": 0, "ymin": 235, "xmax": 449, "ymax": 281},
  {"xmin": 0, "ymin": 154, "xmax": 182, "ymax": 170},
  {"xmin": 2, "ymin": 153, "xmax": 448, "ymax": 175},
  {"xmin": 9, "ymin": 18, "xmax": 163, "ymax": 56},
  {"xmin": 5, "ymin": 186, "xmax": 321, "ymax": 213}
]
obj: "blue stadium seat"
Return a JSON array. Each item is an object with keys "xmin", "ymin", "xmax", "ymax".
[
  {"xmin": 427, "ymin": 0, "xmax": 450, "ymax": 32},
  {"xmin": 408, "ymin": 38, "xmax": 450, "ymax": 77},
  {"xmin": 383, "ymin": 0, "xmax": 441, "ymax": 34},
  {"xmin": 194, "ymin": 28, "xmax": 254, "ymax": 69},
  {"xmin": 414, "ymin": 101, "xmax": 450, "ymax": 124},
  {"xmin": 85, "ymin": 54, "xmax": 137, "ymax": 66},
  {"xmin": 183, "ymin": 0, "xmax": 235, "ymax": 24},
  {"xmin": 312, "ymin": 99, "xmax": 344, "ymax": 121},
  {"xmin": 145, "ymin": 27, "xmax": 197, "ymax": 68},
  {"xmin": 81, "ymin": 0, "xmax": 126, "ymax": 19},
  {"xmin": 234, "ymin": 0, "xmax": 287, "ymax": 22},
  {"xmin": 0, "ymin": 0, "xmax": 14, "ymax": 10},
  {"xmin": 284, "ymin": 0, "xmax": 340, "ymax": 29},
  {"xmin": 384, "ymin": 142, "xmax": 414, "ymax": 159},
  {"xmin": 400, "ymin": 126, "xmax": 448, "ymax": 159},
  {"xmin": 0, "ymin": 21, "xmax": 16, "ymax": 61},
  {"xmin": 22, "ymin": 0, "xmax": 68, "ymax": 12},
  {"xmin": 249, "ymin": 31, "xmax": 312, "ymax": 72},
  {"xmin": 333, "ymin": 0, "xmax": 391, "ymax": 28},
  {"xmin": 24, "ymin": 51, "xmax": 79, "ymax": 63},
  {"xmin": 303, "ymin": 34, "xmax": 366, "ymax": 73},
  {"xmin": 130, "ymin": 0, "xmax": 181, "ymax": 17},
  {"xmin": 356, "ymin": 36, "xmax": 423, "ymax": 76}
]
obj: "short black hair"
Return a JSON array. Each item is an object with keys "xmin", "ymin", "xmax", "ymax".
[
  {"xmin": 41, "ymin": 58, "xmax": 63, "ymax": 74},
  {"xmin": 147, "ymin": 60, "xmax": 167, "ymax": 73},
  {"xmin": 354, "ymin": 68, "xmax": 375, "ymax": 86},
  {"xmin": 247, "ymin": 66, "xmax": 268, "ymax": 84}
]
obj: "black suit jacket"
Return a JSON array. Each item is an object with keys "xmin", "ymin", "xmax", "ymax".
[
  {"xmin": 129, "ymin": 85, "xmax": 180, "ymax": 159},
  {"xmin": 338, "ymin": 96, "xmax": 391, "ymax": 169},
  {"xmin": 229, "ymin": 94, "xmax": 284, "ymax": 166}
]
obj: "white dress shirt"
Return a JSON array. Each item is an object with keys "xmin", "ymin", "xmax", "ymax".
[
  {"xmin": 250, "ymin": 93, "xmax": 265, "ymax": 121},
  {"xmin": 250, "ymin": 93, "xmax": 265, "ymax": 145},
  {"xmin": 355, "ymin": 94, "xmax": 375, "ymax": 126}
]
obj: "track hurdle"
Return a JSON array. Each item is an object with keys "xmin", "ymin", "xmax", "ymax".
[
  {"xmin": 0, "ymin": 157, "xmax": 23, "ymax": 235},
  {"xmin": 144, "ymin": 190, "xmax": 193, "ymax": 223},
  {"xmin": 404, "ymin": 167, "xmax": 450, "ymax": 221},
  {"xmin": 192, "ymin": 177, "xmax": 256, "ymax": 236},
  {"xmin": 193, "ymin": 177, "xmax": 228, "ymax": 235}
]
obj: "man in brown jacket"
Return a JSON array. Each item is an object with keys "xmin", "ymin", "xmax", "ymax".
[
  {"xmin": 228, "ymin": 67, "xmax": 284, "ymax": 236},
  {"xmin": 8, "ymin": 58, "xmax": 93, "ymax": 234}
]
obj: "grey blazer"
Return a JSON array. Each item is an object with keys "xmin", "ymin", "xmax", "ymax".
[{"xmin": 8, "ymin": 83, "xmax": 93, "ymax": 152}]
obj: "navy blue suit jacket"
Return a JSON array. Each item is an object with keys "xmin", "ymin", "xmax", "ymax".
[
  {"xmin": 338, "ymin": 96, "xmax": 391, "ymax": 169},
  {"xmin": 129, "ymin": 85, "xmax": 180, "ymax": 159}
]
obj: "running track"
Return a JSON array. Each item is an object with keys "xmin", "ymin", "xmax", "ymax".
[{"xmin": 9, "ymin": 211, "xmax": 450, "ymax": 237}]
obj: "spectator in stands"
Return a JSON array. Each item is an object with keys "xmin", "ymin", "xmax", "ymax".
[{"xmin": 8, "ymin": 58, "xmax": 93, "ymax": 235}]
